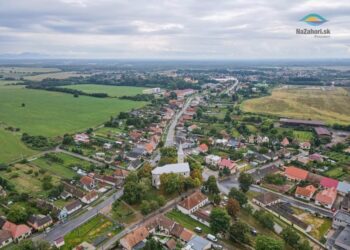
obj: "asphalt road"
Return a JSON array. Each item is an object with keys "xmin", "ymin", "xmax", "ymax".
[
  {"xmin": 165, "ymin": 96, "xmax": 193, "ymax": 147},
  {"xmin": 34, "ymin": 189, "xmax": 123, "ymax": 243}
]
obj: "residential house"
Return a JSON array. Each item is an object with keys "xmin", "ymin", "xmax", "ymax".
[
  {"xmin": 333, "ymin": 210, "xmax": 350, "ymax": 229},
  {"xmin": 74, "ymin": 133, "xmax": 90, "ymax": 144},
  {"xmin": 218, "ymin": 159, "xmax": 237, "ymax": 174},
  {"xmin": 341, "ymin": 193, "xmax": 350, "ymax": 212},
  {"xmin": 73, "ymin": 242, "xmax": 96, "ymax": 250},
  {"xmin": 295, "ymin": 185, "xmax": 317, "ymax": 201},
  {"xmin": 320, "ymin": 177, "xmax": 339, "ymax": 189},
  {"xmin": 338, "ymin": 182, "xmax": 350, "ymax": 196},
  {"xmin": 64, "ymin": 200, "xmax": 82, "ymax": 215},
  {"xmin": 177, "ymin": 191, "xmax": 208, "ymax": 214},
  {"xmin": 185, "ymin": 236, "xmax": 211, "ymax": 250},
  {"xmin": 94, "ymin": 174, "xmax": 121, "ymax": 187},
  {"xmin": 309, "ymin": 153, "xmax": 324, "ymax": 163},
  {"xmin": 326, "ymin": 225, "xmax": 350, "ymax": 250},
  {"xmin": 198, "ymin": 144, "xmax": 208, "ymax": 154},
  {"xmin": 284, "ymin": 166, "xmax": 309, "ymax": 182},
  {"xmin": 281, "ymin": 137, "xmax": 290, "ymax": 147},
  {"xmin": 63, "ymin": 182, "xmax": 85, "ymax": 199},
  {"xmin": 146, "ymin": 215, "xmax": 175, "ymax": 235},
  {"xmin": 120, "ymin": 226, "xmax": 149, "ymax": 250},
  {"xmin": 315, "ymin": 188, "xmax": 337, "ymax": 209},
  {"xmin": 253, "ymin": 192, "xmax": 280, "ymax": 207},
  {"xmin": 53, "ymin": 237, "xmax": 65, "ymax": 248},
  {"xmin": 263, "ymin": 151, "xmax": 278, "ymax": 161},
  {"xmin": 152, "ymin": 163, "xmax": 190, "ymax": 189},
  {"xmin": 113, "ymin": 169, "xmax": 129, "ymax": 179},
  {"xmin": 205, "ymin": 155, "xmax": 221, "ymax": 166},
  {"xmin": 0, "ymin": 230, "xmax": 12, "ymax": 248},
  {"xmin": 80, "ymin": 176, "xmax": 95, "ymax": 191},
  {"xmin": 27, "ymin": 214, "xmax": 52, "ymax": 231},
  {"xmin": 2, "ymin": 221, "xmax": 31, "ymax": 242},
  {"xmin": 315, "ymin": 127, "xmax": 332, "ymax": 138},
  {"xmin": 81, "ymin": 190, "xmax": 98, "ymax": 204},
  {"xmin": 166, "ymin": 239, "xmax": 177, "ymax": 250},
  {"xmin": 299, "ymin": 141, "xmax": 311, "ymax": 150},
  {"xmin": 126, "ymin": 146, "xmax": 146, "ymax": 161}
]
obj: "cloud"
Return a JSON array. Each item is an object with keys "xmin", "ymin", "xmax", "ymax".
[{"xmin": 0, "ymin": 0, "xmax": 349, "ymax": 59}]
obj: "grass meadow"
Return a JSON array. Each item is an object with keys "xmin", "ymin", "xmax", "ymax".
[
  {"xmin": 0, "ymin": 85, "xmax": 147, "ymax": 137},
  {"xmin": 241, "ymin": 87, "xmax": 350, "ymax": 124}
]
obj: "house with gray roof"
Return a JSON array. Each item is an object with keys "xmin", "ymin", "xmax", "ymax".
[
  {"xmin": 185, "ymin": 235, "xmax": 211, "ymax": 250},
  {"xmin": 333, "ymin": 210, "xmax": 350, "ymax": 229}
]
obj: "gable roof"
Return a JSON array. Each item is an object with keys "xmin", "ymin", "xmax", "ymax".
[
  {"xmin": 198, "ymin": 144, "xmax": 208, "ymax": 152},
  {"xmin": 315, "ymin": 188, "xmax": 337, "ymax": 205},
  {"xmin": 0, "ymin": 229, "xmax": 12, "ymax": 244},
  {"xmin": 337, "ymin": 181, "xmax": 350, "ymax": 194},
  {"xmin": 152, "ymin": 163, "xmax": 190, "ymax": 175},
  {"xmin": 254, "ymin": 192, "xmax": 280, "ymax": 205},
  {"xmin": 320, "ymin": 177, "xmax": 339, "ymax": 189},
  {"xmin": 171, "ymin": 223, "xmax": 184, "ymax": 238},
  {"xmin": 178, "ymin": 191, "xmax": 208, "ymax": 211},
  {"xmin": 27, "ymin": 214, "xmax": 52, "ymax": 228},
  {"xmin": 120, "ymin": 226, "xmax": 149, "ymax": 250},
  {"xmin": 65, "ymin": 200, "xmax": 82, "ymax": 212},
  {"xmin": 166, "ymin": 239, "xmax": 177, "ymax": 250},
  {"xmin": 295, "ymin": 185, "xmax": 317, "ymax": 198},
  {"xmin": 80, "ymin": 176, "xmax": 94, "ymax": 186},
  {"xmin": 2, "ymin": 221, "xmax": 31, "ymax": 239},
  {"xmin": 284, "ymin": 166, "xmax": 309, "ymax": 180},
  {"xmin": 180, "ymin": 228, "xmax": 194, "ymax": 242}
]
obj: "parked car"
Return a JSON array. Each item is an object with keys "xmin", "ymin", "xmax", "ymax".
[
  {"xmin": 207, "ymin": 234, "xmax": 218, "ymax": 242},
  {"xmin": 212, "ymin": 244, "xmax": 223, "ymax": 250},
  {"xmin": 194, "ymin": 227, "xmax": 202, "ymax": 233}
]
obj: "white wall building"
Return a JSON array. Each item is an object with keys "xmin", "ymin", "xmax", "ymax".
[{"xmin": 151, "ymin": 163, "xmax": 190, "ymax": 189}]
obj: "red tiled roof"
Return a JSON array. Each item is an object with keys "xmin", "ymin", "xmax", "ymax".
[
  {"xmin": 320, "ymin": 177, "xmax": 339, "ymax": 189},
  {"xmin": 2, "ymin": 221, "xmax": 31, "ymax": 239},
  {"xmin": 219, "ymin": 159, "xmax": 236, "ymax": 170},
  {"xmin": 80, "ymin": 176, "xmax": 94, "ymax": 186},
  {"xmin": 178, "ymin": 191, "xmax": 208, "ymax": 211},
  {"xmin": 114, "ymin": 169, "xmax": 129, "ymax": 178},
  {"xmin": 198, "ymin": 144, "xmax": 208, "ymax": 152},
  {"xmin": 295, "ymin": 185, "xmax": 317, "ymax": 198},
  {"xmin": 120, "ymin": 226, "xmax": 149, "ymax": 250},
  {"xmin": 180, "ymin": 228, "xmax": 193, "ymax": 242},
  {"xmin": 315, "ymin": 188, "xmax": 337, "ymax": 205},
  {"xmin": 284, "ymin": 166, "xmax": 309, "ymax": 181},
  {"xmin": 281, "ymin": 137, "xmax": 290, "ymax": 146}
]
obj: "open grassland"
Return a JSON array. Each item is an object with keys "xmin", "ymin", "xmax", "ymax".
[
  {"xmin": 241, "ymin": 87, "xmax": 350, "ymax": 124},
  {"xmin": 0, "ymin": 85, "xmax": 147, "ymax": 137},
  {"xmin": 24, "ymin": 71, "xmax": 88, "ymax": 81},
  {"xmin": 63, "ymin": 84, "xmax": 147, "ymax": 97},
  {"xmin": 0, "ymin": 128, "xmax": 37, "ymax": 163},
  {"xmin": 3, "ymin": 163, "xmax": 60, "ymax": 197}
]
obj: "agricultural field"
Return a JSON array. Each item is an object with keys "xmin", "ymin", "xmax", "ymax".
[
  {"xmin": 63, "ymin": 214, "xmax": 121, "ymax": 250},
  {"xmin": 63, "ymin": 84, "xmax": 148, "ymax": 97},
  {"xmin": 0, "ymin": 85, "xmax": 147, "ymax": 137},
  {"xmin": 0, "ymin": 67, "xmax": 61, "ymax": 74},
  {"xmin": 241, "ymin": 87, "xmax": 350, "ymax": 125},
  {"xmin": 24, "ymin": 71, "xmax": 88, "ymax": 81},
  {"xmin": 94, "ymin": 127, "xmax": 124, "ymax": 139},
  {"xmin": 2, "ymin": 163, "xmax": 61, "ymax": 197},
  {"xmin": 0, "ymin": 128, "xmax": 37, "ymax": 163}
]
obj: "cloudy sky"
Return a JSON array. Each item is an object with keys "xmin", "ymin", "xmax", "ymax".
[{"xmin": 0, "ymin": 0, "xmax": 349, "ymax": 59}]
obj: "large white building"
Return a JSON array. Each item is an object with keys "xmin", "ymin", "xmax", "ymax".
[{"xmin": 152, "ymin": 163, "xmax": 190, "ymax": 189}]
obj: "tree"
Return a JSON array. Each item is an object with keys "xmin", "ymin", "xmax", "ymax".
[
  {"xmin": 169, "ymin": 91, "xmax": 177, "ymax": 100},
  {"xmin": 297, "ymin": 240, "xmax": 312, "ymax": 250},
  {"xmin": 281, "ymin": 227, "xmax": 300, "ymax": 248},
  {"xmin": 138, "ymin": 162, "xmax": 153, "ymax": 179},
  {"xmin": 228, "ymin": 187, "xmax": 247, "ymax": 207},
  {"xmin": 140, "ymin": 200, "xmax": 151, "ymax": 215},
  {"xmin": 229, "ymin": 221, "xmax": 250, "ymax": 244},
  {"xmin": 160, "ymin": 173, "xmax": 184, "ymax": 194},
  {"xmin": 204, "ymin": 176, "xmax": 219, "ymax": 194},
  {"xmin": 13, "ymin": 239, "xmax": 51, "ymax": 250},
  {"xmin": 238, "ymin": 173, "xmax": 254, "ymax": 192},
  {"xmin": 62, "ymin": 134, "xmax": 74, "ymax": 145},
  {"xmin": 254, "ymin": 210, "xmax": 274, "ymax": 230},
  {"xmin": 210, "ymin": 208, "xmax": 230, "ymax": 234},
  {"xmin": 226, "ymin": 198, "xmax": 240, "ymax": 217},
  {"xmin": 256, "ymin": 235, "xmax": 284, "ymax": 250},
  {"xmin": 7, "ymin": 205, "xmax": 29, "ymax": 224},
  {"xmin": 213, "ymin": 194, "xmax": 221, "ymax": 205},
  {"xmin": 142, "ymin": 238, "xmax": 163, "ymax": 250}
]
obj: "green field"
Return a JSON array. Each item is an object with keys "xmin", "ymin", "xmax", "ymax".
[
  {"xmin": 63, "ymin": 214, "xmax": 120, "ymax": 250},
  {"xmin": 0, "ymin": 85, "xmax": 147, "ymax": 137},
  {"xmin": 63, "ymin": 84, "xmax": 147, "ymax": 97},
  {"xmin": 166, "ymin": 210, "xmax": 211, "ymax": 235},
  {"xmin": 241, "ymin": 87, "xmax": 350, "ymax": 124},
  {"xmin": 2, "ymin": 163, "xmax": 61, "ymax": 197},
  {"xmin": 24, "ymin": 71, "xmax": 87, "ymax": 81},
  {"xmin": 0, "ymin": 128, "xmax": 37, "ymax": 163}
]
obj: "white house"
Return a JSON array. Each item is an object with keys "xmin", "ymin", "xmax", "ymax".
[
  {"xmin": 152, "ymin": 163, "xmax": 190, "ymax": 189},
  {"xmin": 205, "ymin": 155, "xmax": 221, "ymax": 166},
  {"xmin": 177, "ymin": 191, "xmax": 208, "ymax": 215}
]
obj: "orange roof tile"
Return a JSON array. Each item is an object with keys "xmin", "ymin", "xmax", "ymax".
[
  {"xmin": 315, "ymin": 188, "xmax": 337, "ymax": 205},
  {"xmin": 284, "ymin": 166, "xmax": 309, "ymax": 181},
  {"xmin": 2, "ymin": 221, "xmax": 31, "ymax": 239},
  {"xmin": 178, "ymin": 190, "xmax": 208, "ymax": 211},
  {"xmin": 295, "ymin": 185, "xmax": 317, "ymax": 198}
]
